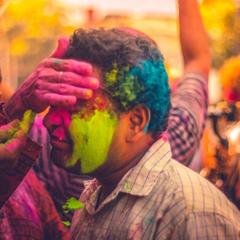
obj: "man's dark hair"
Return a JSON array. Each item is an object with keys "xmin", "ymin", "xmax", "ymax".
[{"xmin": 65, "ymin": 28, "xmax": 171, "ymax": 136}]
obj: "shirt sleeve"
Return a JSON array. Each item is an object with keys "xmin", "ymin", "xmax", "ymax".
[
  {"xmin": 173, "ymin": 212, "xmax": 240, "ymax": 240},
  {"xmin": 167, "ymin": 72, "xmax": 208, "ymax": 166}
]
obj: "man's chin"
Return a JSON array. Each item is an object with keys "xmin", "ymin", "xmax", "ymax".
[{"xmin": 50, "ymin": 148, "xmax": 102, "ymax": 178}]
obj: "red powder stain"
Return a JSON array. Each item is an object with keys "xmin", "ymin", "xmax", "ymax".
[
  {"xmin": 93, "ymin": 95, "xmax": 109, "ymax": 110},
  {"xmin": 78, "ymin": 92, "xmax": 112, "ymax": 119},
  {"xmin": 157, "ymin": 131, "xmax": 168, "ymax": 142}
]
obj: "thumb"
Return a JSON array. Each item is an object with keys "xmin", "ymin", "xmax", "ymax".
[
  {"xmin": 0, "ymin": 119, "xmax": 20, "ymax": 142},
  {"xmin": 0, "ymin": 129, "xmax": 27, "ymax": 170},
  {"xmin": 50, "ymin": 37, "xmax": 70, "ymax": 58}
]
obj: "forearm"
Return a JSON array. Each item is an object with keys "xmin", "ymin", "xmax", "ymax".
[
  {"xmin": 169, "ymin": 73, "xmax": 208, "ymax": 165},
  {"xmin": 178, "ymin": 0, "xmax": 211, "ymax": 77},
  {"xmin": 4, "ymin": 91, "xmax": 26, "ymax": 120}
]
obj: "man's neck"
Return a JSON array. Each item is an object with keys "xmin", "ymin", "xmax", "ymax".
[{"xmin": 94, "ymin": 146, "xmax": 150, "ymax": 205}]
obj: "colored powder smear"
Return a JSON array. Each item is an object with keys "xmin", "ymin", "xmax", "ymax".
[
  {"xmin": 4, "ymin": 110, "xmax": 36, "ymax": 139},
  {"xmin": 66, "ymin": 56, "xmax": 170, "ymax": 173},
  {"xmin": 104, "ymin": 59, "xmax": 170, "ymax": 133},
  {"xmin": 105, "ymin": 63, "xmax": 144, "ymax": 110},
  {"xmin": 62, "ymin": 197, "xmax": 84, "ymax": 213},
  {"xmin": 19, "ymin": 110, "xmax": 36, "ymax": 134},
  {"xmin": 68, "ymin": 109, "xmax": 117, "ymax": 174}
]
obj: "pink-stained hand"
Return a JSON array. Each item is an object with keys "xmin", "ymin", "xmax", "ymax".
[
  {"xmin": 4, "ymin": 37, "xmax": 100, "ymax": 119},
  {"xmin": 0, "ymin": 120, "xmax": 27, "ymax": 171}
]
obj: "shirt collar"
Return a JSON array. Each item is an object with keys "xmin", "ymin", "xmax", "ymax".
[
  {"xmin": 118, "ymin": 137, "xmax": 172, "ymax": 196},
  {"xmin": 82, "ymin": 137, "xmax": 172, "ymax": 214}
]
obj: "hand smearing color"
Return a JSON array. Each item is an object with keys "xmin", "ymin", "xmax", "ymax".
[
  {"xmin": 4, "ymin": 38, "xmax": 100, "ymax": 119},
  {"xmin": 0, "ymin": 110, "xmax": 35, "ymax": 171}
]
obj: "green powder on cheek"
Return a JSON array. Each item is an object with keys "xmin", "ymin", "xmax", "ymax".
[{"xmin": 67, "ymin": 110, "xmax": 118, "ymax": 174}]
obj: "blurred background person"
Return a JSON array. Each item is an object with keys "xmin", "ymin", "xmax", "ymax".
[{"xmin": 201, "ymin": 55, "xmax": 240, "ymax": 209}]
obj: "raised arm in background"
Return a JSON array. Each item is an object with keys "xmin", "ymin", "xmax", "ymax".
[
  {"xmin": 167, "ymin": 0, "xmax": 211, "ymax": 167},
  {"xmin": 178, "ymin": 0, "xmax": 211, "ymax": 77}
]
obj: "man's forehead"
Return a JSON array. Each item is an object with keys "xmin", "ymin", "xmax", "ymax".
[
  {"xmin": 73, "ymin": 63, "xmax": 120, "ymax": 112},
  {"xmin": 72, "ymin": 89, "xmax": 113, "ymax": 113}
]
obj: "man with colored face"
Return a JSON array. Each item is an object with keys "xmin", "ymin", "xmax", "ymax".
[
  {"xmin": 43, "ymin": 20, "xmax": 240, "ymax": 240},
  {"xmin": 44, "ymin": 90, "xmax": 119, "ymax": 175},
  {"xmin": 43, "ymin": 26, "xmax": 171, "ymax": 178},
  {"xmin": 30, "ymin": 0, "xmax": 212, "ymax": 224},
  {"xmin": 43, "ymin": 58, "xmax": 162, "ymax": 178}
]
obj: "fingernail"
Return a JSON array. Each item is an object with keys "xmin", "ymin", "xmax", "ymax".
[
  {"xmin": 91, "ymin": 79, "xmax": 100, "ymax": 89},
  {"xmin": 86, "ymin": 90, "xmax": 93, "ymax": 98}
]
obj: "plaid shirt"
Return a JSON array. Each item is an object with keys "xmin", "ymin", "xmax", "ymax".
[
  {"xmin": 71, "ymin": 138, "xmax": 240, "ymax": 240},
  {"xmin": 32, "ymin": 72, "xmax": 208, "ymax": 221},
  {"xmin": 168, "ymin": 72, "xmax": 208, "ymax": 165}
]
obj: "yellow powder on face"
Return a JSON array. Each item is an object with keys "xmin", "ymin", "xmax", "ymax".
[{"xmin": 67, "ymin": 109, "xmax": 118, "ymax": 174}]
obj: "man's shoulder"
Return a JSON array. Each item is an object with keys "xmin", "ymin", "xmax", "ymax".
[{"xmin": 157, "ymin": 159, "xmax": 240, "ymax": 224}]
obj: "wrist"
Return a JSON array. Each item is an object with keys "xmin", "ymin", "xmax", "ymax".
[
  {"xmin": 0, "ymin": 102, "xmax": 10, "ymax": 124},
  {"xmin": 4, "ymin": 93, "xmax": 26, "ymax": 120}
]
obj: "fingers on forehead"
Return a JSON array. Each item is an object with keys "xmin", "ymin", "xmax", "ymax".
[
  {"xmin": 37, "ymin": 69, "xmax": 99, "ymax": 90},
  {"xmin": 43, "ymin": 90, "xmax": 93, "ymax": 107},
  {"xmin": 39, "ymin": 82, "xmax": 93, "ymax": 99},
  {"xmin": 37, "ymin": 68, "xmax": 56, "ymax": 79},
  {"xmin": 43, "ymin": 93, "xmax": 77, "ymax": 107},
  {"xmin": 68, "ymin": 61, "xmax": 93, "ymax": 75},
  {"xmin": 62, "ymin": 73, "xmax": 99, "ymax": 89},
  {"xmin": 44, "ymin": 58, "xmax": 93, "ymax": 75}
]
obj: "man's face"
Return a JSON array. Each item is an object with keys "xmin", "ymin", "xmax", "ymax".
[{"xmin": 43, "ymin": 89, "xmax": 122, "ymax": 175}]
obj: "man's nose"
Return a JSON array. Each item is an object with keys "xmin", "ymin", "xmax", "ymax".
[{"xmin": 43, "ymin": 107, "xmax": 72, "ymax": 130}]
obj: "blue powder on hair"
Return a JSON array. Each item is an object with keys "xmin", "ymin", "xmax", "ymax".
[{"xmin": 104, "ymin": 58, "xmax": 171, "ymax": 134}]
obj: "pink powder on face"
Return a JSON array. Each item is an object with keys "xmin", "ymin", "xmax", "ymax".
[
  {"xmin": 47, "ymin": 107, "xmax": 71, "ymax": 141},
  {"xmin": 48, "ymin": 108, "xmax": 71, "ymax": 128},
  {"xmin": 51, "ymin": 127, "xmax": 67, "ymax": 142},
  {"xmin": 46, "ymin": 92, "xmax": 113, "ymax": 142}
]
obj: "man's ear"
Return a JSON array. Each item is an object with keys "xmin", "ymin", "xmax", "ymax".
[{"xmin": 126, "ymin": 104, "xmax": 151, "ymax": 143}]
